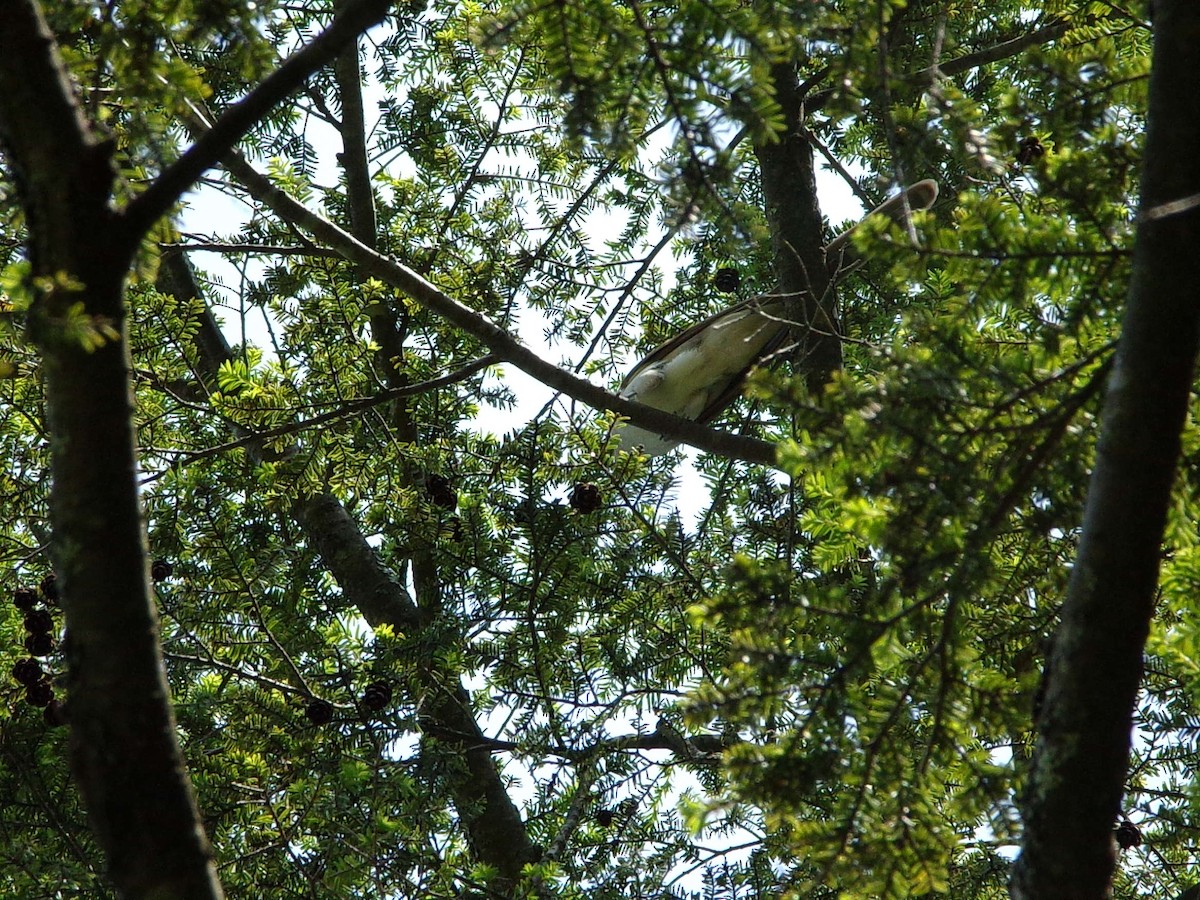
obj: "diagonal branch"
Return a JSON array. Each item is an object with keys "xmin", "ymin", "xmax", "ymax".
[
  {"xmin": 149, "ymin": 354, "xmax": 498, "ymax": 473},
  {"xmin": 200, "ymin": 125, "xmax": 780, "ymax": 465},
  {"xmin": 913, "ymin": 19, "xmax": 1070, "ymax": 81},
  {"xmin": 121, "ymin": 0, "xmax": 393, "ymax": 240}
]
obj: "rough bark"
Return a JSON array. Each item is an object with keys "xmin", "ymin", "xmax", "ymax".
[
  {"xmin": 0, "ymin": 2, "xmax": 223, "ymax": 897},
  {"xmin": 755, "ymin": 62, "xmax": 840, "ymax": 389},
  {"xmin": 1011, "ymin": 3, "xmax": 1200, "ymax": 897}
]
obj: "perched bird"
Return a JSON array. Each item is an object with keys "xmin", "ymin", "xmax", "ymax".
[{"xmin": 615, "ymin": 179, "xmax": 938, "ymax": 455}]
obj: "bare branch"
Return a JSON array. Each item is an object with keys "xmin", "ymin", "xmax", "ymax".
[
  {"xmin": 807, "ymin": 19, "xmax": 1072, "ymax": 113},
  {"xmin": 918, "ymin": 19, "xmax": 1071, "ymax": 81},
  {"xmin": 159, "ymin": 354, "xmax": 498, "ymax": 471},
  {"xmin": 121, "ymin": 0, "xmax": 393, "ymax": 240},
  {"xmin": 165, "ymin": 238, "xmax": 342, "ymax": 257}
]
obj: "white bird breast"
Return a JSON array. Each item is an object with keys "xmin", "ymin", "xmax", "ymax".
[{"xmin": 615, "ymin": 301, "xmax": 785, "ymax": 454}]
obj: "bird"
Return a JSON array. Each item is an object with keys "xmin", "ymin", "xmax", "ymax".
[{"xmin": 614, "ymin": 179, "xmax": 939, "ymax": 455}]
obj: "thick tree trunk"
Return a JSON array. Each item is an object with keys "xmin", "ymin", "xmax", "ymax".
[
  {"xmin": 43, "ymin": 277, "xmax": 225, "ymax": 900},
  {"xmin": 755, "ymin": 62, "xmax": 840, "ymax": 387},
  {"xmin": 1011, "ymin": 3, "xmax": 1200, "ymax": 897},
  {"xmin": 0, "ymin": 3, "xmax": 224, "ymax": 896}
]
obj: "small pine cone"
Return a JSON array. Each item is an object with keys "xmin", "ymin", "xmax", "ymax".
[
  {"xmin": 362, "ymin": 680, "xmax": 393, "ymax": 711},
  {"xmin": 713, "ymin": 267, "xmax": 741, "ymax": 293},
  {"xmin": 1016, "ymin": 136, "xmax": 1045, "ymax": 166},
  {"xmin": 425, "ymin": 474, "xmax": 457, "ymax": 509},
  {"xmin": 25, "ymin": 680, "xmax": 54, "ymax": 708},
  {"xmin": 151, "ymin": 559, "xmax": 174, "ymax": 582},
  {"xmin": 12, "ymin": 587, "xmax": 38, "ymax": 611},
  {"xmin": 24, "ymin": 632, "xmax": 56, "ymax": 657},
  {"xmin": 12, "ymin": 658, "xmax": 44, "ymax": 686},
  {"xmin": 1114, "ymin": 820, "xmax": 1143, "ymax": 849},
  {"xmin": 23, "ymin": 608, "xmax": 54, "ymax": 636},
  {"xmin": 43, "ymin": 699, "xmax": 68, "ymax": 727},
  {"xmin": 305, "ymin": 698, "xmax": 334, "ymax": 726},
  {"xmin": 569, "ymin": 482, "xmax": 602, "ymax": 514},
  {"xmin": 39, "ymin": 573, "xmax": 59, "ymax": 603}
]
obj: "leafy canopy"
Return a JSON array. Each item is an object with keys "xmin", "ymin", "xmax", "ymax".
[{"xmin": 0, "ymin": 0, "xmax": 1189, "ymax": 898}]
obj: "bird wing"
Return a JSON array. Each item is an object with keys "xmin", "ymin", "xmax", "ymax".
[
  {"xmin": 615, "ymin": 297, "xmax": 790, "ymax": 453},
  {"xmin": 618, "ymin": 295, "xmax": 773, "ymax": 391},
  {"xmin": 622, "ymin": 178, "xmax": 940, "ymax": 393},
  {"xmin": 689, "ymin": 304, "xmax": 791, "ymax": 425},
  {"xmin": 614, "ymin": 179, "xmax": 938, "ymax": 452}
]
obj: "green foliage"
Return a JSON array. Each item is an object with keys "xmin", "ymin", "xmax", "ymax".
[{"xmin": 1, "ymin": 0, "xmax": 1195, "ymax": 898}]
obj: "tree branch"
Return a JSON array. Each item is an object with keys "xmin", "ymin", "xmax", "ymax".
[
  {"xmin": 807, "ymin": 19, "xmax": 1072, "ymax": 113},
  {"xmin": 121, "ymin": 0, "xmax": 393, "ymax": 240},
  {"xmin": 0, "ymin": 3, "xmax": 225, "ymax": 897},
  {"xmin": 1011, "ymin": 3, "xmax": 1200, "ymax": 897},
  {"xmin": 157, "ymin": 248, "xmax": 424, "ymax": 633},
  {"xmin": 201, "ymin": 128, "xmax": 780, "ymax": 465},
  {"xmin": 157, "ymin": 355, "xmax": 497, "ymax": 472},
  {"xmin": 166, "ymin": 238, "xmax": 343, "ymax": 257},
  {"xmin": 914, "ymin": 19, "xmax": 1070, "ymax": 81}
]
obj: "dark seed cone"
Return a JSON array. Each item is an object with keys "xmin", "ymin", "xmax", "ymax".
[
  {"xmin": 24, "ymin": 632, "xmax": 56, "ymax": 657},
  {"xmin": 1114, "ymin": 820, "xmax": 1143, "ymax": 849},
  {"xmin": 305, "ymin": 699, "xmax": 334, "ymax": 726},
  {"xmin": 1016, "ymin": 136, "xmax": 1045, "ymax": 166},
  {"xmin": 713, "ymin": 267, "xmax": 741, "ymax": 293},
  {"xmin": 23, "ymin": 608, "xmax": 53, "ymax": 636},
  {"xmin": 570, "ymin": 482, "xmax": 602, "ymax": 514},
  {"xmin": 12, "ymin": 587, "xmax": 38, "ymax": 612},
  {"xmin": 12, "ymin": 658, "xmax": 44, "ymax": 686},
  {"xmin": 43, "ymin": 699, "xmax": 68, "ymax": 727},
  {"xmin": 362, "ymin": 680, "xmax": 393, "ymax": 711},
  {"xmin": 25, "ymin": 680, "xmax": 54, "ymax": 708},
  {"xmin": 425, "ymin": 474, "xmax": 457, "ymax": 509},
  {"xmin": 39, "ymin": 574, "xmax": 58, "ymax": 603}
]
